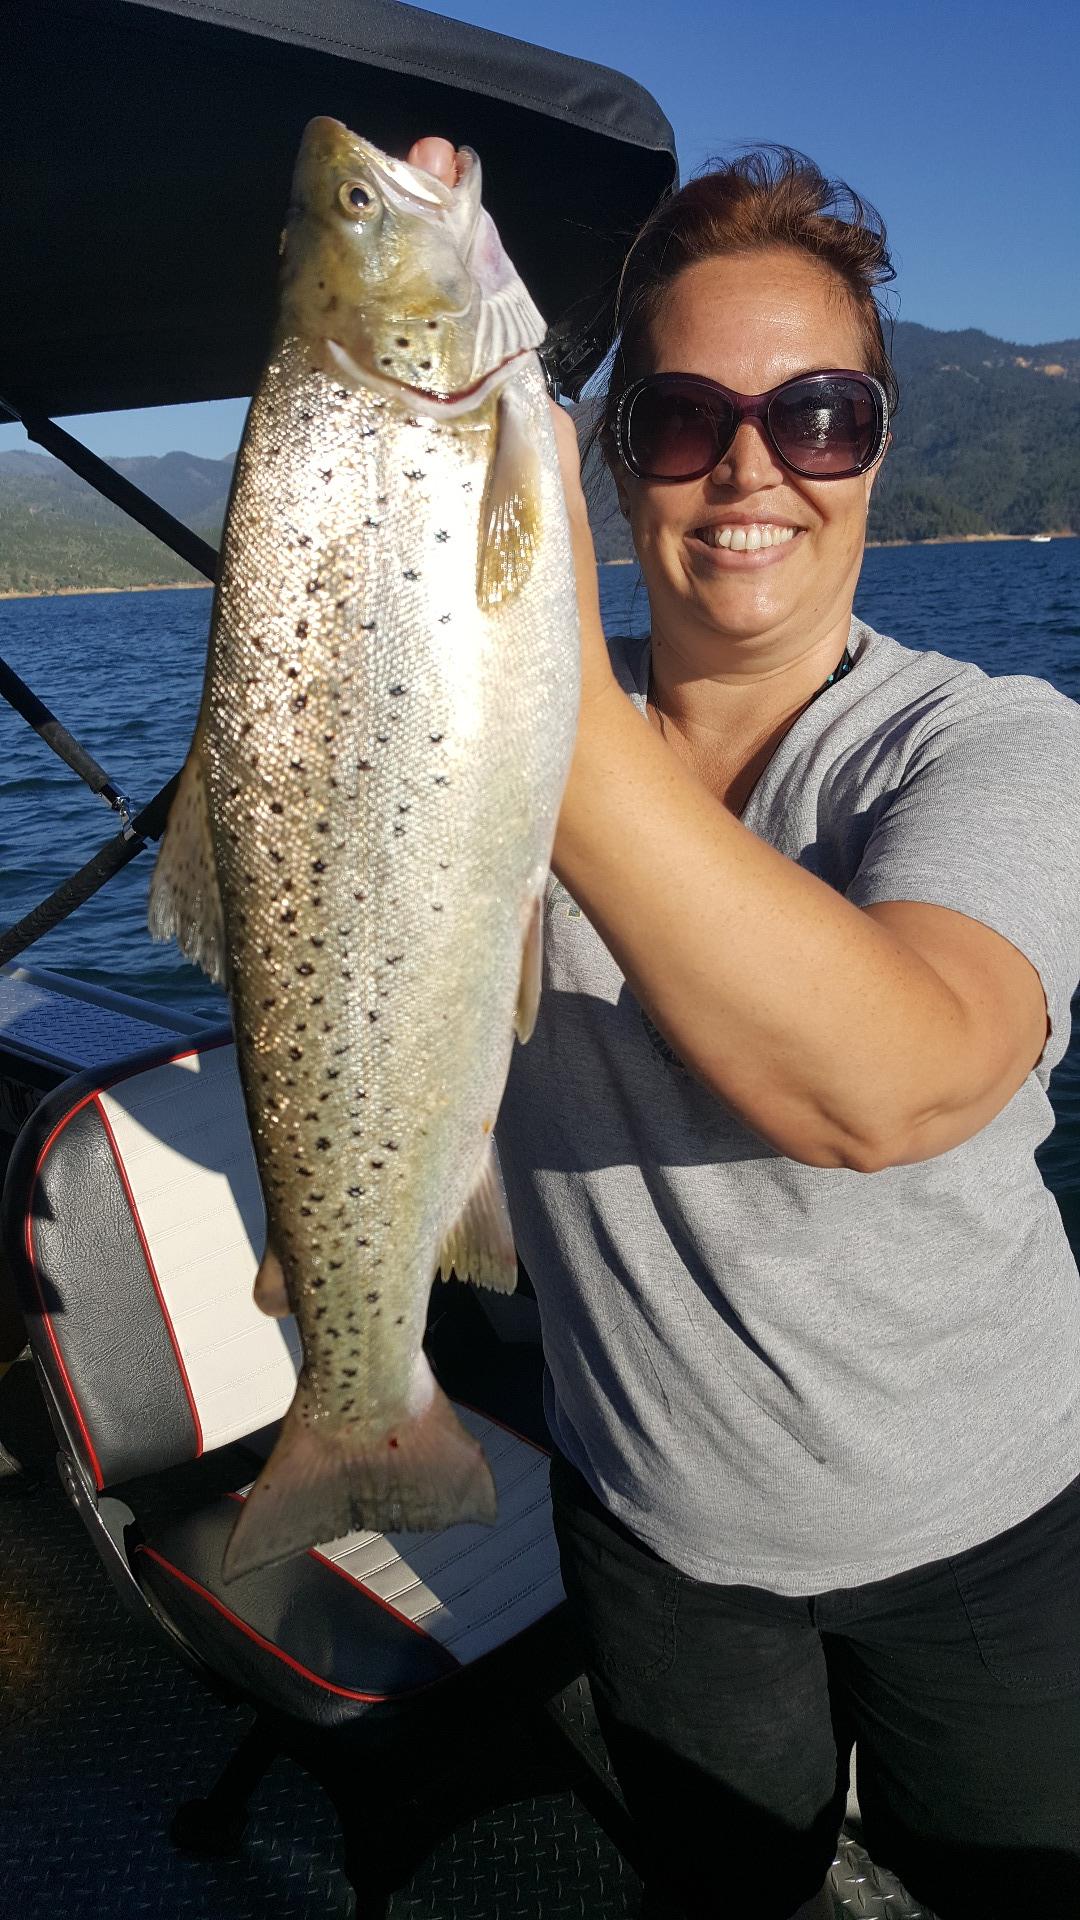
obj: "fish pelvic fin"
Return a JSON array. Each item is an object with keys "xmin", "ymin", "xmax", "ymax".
[
  {"xmin": 147, "ymin": 737, "xmax": 227, "ymax": 986},
  {"xmin": 515, "ymin": 887, "xmax": 544, "ymax": 1044},
  {"xmin": 476, "ymin": 382, "xmax": 541, "ymax": 611},
  {"xmin": 439, "ymin": 1137, "xmax": 518, "ymax": 1294},
  {"xmin": 221, "ymin": 1365, "xmax": 497, "ymax": 1583}
]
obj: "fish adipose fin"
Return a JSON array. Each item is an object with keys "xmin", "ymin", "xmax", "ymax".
[
  {"xmin": 439, "ymin": 1138, "xmax": 518, "ymax": 1294},
  {"xmin": 147, "ymin": 738, "xmax": 227, "ymax": 985},
  {"xmin": 253, "ymin": 1242, "xmax": 291, "ymax": 1319},
  {"xmin": 476, "ymin": 383, "xmax": 541, "ymax": 610},
  {"xmin": 221, "ymin": 1364, "xmax": 497, "ymax": 1582}
]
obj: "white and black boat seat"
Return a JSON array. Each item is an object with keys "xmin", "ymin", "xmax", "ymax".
[{"xmin": 2, "ymin": 1032, "xmax": 570, "ymax": 1736}]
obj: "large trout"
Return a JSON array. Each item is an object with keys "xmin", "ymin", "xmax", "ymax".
[{"xmin": 149, "ymin": 119, "xmax": 579, "ymax": 1580}]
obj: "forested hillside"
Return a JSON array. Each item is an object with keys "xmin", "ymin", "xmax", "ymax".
[{"xmin": 0, "ymin": 319, "xmax": 1076, "ymax": 592}]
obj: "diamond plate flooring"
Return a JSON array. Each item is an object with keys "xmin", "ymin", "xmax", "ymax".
[{"xmin": 0, "ymin": 1359, "xmax": 931, "ymax": 1919}]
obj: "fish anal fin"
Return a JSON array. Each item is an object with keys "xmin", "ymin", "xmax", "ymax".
[
  {"xmin": 439, "ymin": 1138, "xmax": 518, "ymax": 1294},
  {"xmin": 221, "ymin": 1369, "xmax": 496, "ymax": 1582},
  {"xmin": 476, "ymin": 384, "xmax": 541, "ymax": 610},
  {"xmin": 147, "ymin": 740, "xmax": 227, "ymax": 986},
  {"xmin": 515, "ymin": 889, "xmax": 544, "ymax": 1043},
  {"xmin": 253, "ymin": 1242, "xmax": 291, "ymax": 1319}
]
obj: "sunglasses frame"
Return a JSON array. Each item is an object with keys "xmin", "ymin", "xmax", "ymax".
[{"xmin": 616, "ymin": 369, "xmax": 890, "ymax": 483}]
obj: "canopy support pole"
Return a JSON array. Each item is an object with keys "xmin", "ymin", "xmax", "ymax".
[{"xmin": 0, "ymin": 396, "xmax": 219, "ymax": 582}]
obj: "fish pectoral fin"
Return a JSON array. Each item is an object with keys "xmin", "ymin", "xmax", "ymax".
[
  {"xmin": 253, "ymin": 1243, "xmax": 291, "ymax": 1319},
  {"xmin": 476, "ymin": 383, "xmax": 541, "ymax": 610},
  {"xmin": 515, "ymin": 889, "xmax": 544, "ymax": 1044},
  {"xmin": 221, "ymin": 1367, "xmax": 497, "ymax": 1582},
  {"xmin": 439, "ymin": 1138, "xmax": 518, "ymax": 1294},
  {"xmin": 147, "ymin": 737, "xmax": 227, "ymax": 985}
]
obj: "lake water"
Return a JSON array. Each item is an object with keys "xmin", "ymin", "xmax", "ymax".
[{"xmin": 2, "ymin": 538, "xmax": 1078, "ymax": 1188}]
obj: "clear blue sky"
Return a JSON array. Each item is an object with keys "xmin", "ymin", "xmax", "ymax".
[{"xmin": 3, "ymin": 0, "xmax": 1076, "ymax": 461}]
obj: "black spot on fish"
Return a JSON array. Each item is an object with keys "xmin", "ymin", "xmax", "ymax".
[
  {"xmin": 298, "ymin": 962, "xmax": 314, "ymax": 976},
  {"xmin": 383, "ymin": 1140, "xmax": 399, "ymax": 1152},
  {"xmin": 296, "ymin": 620, "xmax": 309, "ymax": 638},
  {"xmin": 393, "ymin": 824, "xmax": 405, "ymax": 837},
  {"xmin": 306, "ymin": 578, "xmax": 322, "ymax": 595},
  {"xmin": 361, "ymin": 620, "xmax": 376, "ymax": 633},
  {"xmin": 432, "ymin": 902, "xmax": 444, "ymax": 913},
  {"xmin": 281, "ymin": 907, "xmax": 296, "ymax": 923},
  {"xmin": 434, "ymin": 774, "xmax": 450, "ymax": 787},
  {"xmin": 402, "ymin": 569, "xmax": 419, "ymax": 581},
  {"xmin": 321, "ymin": 468, "xmax": 333, "ymax": 483},
  {"xmin": 316, "ymin": 820, "xmax": 329, "ymax": 834},
  {"xmin": 270, "ymin": 800, "xmax": 283, "ymax": 815},
  {"xmin": 354, "ymin": 892, "xmax": 366, "ymax": 904},
  {"xmin": 370, "ymin": 1159, "xmax": 383, "ymax": 1170},
  {"xmin": 395, "ymin": 1315, "xmax": 405, "ymax": 1326},
  {"xmin": 289, "ymin": 1046, "xmax": 303, "ymax": 1060},
  {"xmin": 327, "ymin": 1067, "xmax": 340, "ymax": 1080},
  {"xmin": 291, "ymin": 694, "xmax": 307, "ymax": 712},
  {"xmin": 358, "ymin": 759, "xmax": 371, "ymax": 772},
  {"xmin": 439, "ymin": 613, "xmax": 452, "ymax": 625},
  {"xmin": 386, "ymin": 953, "xmax": 403, "ymax": 965},
  {"xmin": 368, "ymin": 1011, "xmax": 379, "ymax": 1023},
  {"xmin": 261, "ymin": 997, "xmax": 277, "ymax": 1010},
  {"xmin": 366, "ymin": 1291, "xmax": 380, "ymax": 1304},
  {"xmin": 434, "ymin": 530, "xmax": 448, "ymax": 542},
  {"xmin": 389, "ymin": 684, "xmax": 407, "ymax": 697}
]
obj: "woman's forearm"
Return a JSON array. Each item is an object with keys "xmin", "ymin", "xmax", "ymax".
[{"xmin": 552, "ymin": 680, "xmax": 1008, "ymax": 1171}]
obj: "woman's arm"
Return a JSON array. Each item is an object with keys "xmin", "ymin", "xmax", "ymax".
[{"xmin": 546, "ymin": 407, "xmax": 1049, "ymax": 1173}]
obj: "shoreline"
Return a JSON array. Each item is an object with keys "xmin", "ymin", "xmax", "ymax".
[
  {"xmin": 1, "ymin": 529, "xmax": 1074, "ymax": 599},
  {"xmin": 0, "ymin": 580, "xmax": 212, "ymax": 602}
]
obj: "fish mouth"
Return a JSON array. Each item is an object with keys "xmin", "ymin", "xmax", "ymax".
[{"xmin": 325, "ymin": 338, "xmax": 532, "ymax": 417}]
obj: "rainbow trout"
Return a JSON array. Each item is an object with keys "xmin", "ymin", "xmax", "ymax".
[{"xmin": 149, "ymin": 119, "xmax": 579, "ymax": 1579}]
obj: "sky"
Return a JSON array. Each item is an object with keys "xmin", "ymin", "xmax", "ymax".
[{"xmin": 2, "ymin": 0, "xmax": 1077, "ymax": 461}]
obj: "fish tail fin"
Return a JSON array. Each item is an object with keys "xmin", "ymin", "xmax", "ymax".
[{"xmin": 221, "ymin": 1367, "xmax": 496, "ymax": 1582}]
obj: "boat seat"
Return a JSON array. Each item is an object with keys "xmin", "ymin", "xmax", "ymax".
[{"xmin": 1, "ymin": 1032, "xmax": 628, "ymax": 1910}]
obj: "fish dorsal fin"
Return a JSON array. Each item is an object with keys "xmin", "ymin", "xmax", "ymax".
[
  {"xmin": 515, "ymin": 889, "xmax": 544, "ymax": 1044},
  {"xmin": 147, "ymin": 732, "xmax": 227, "ymax": 986},
  {"xmin": 439, "ymin": 1138, "xmax": 518, "ymax": 1294},
  {"xmin": 477, "ymin": 383, "xmax": 541, "ymax": 610}
]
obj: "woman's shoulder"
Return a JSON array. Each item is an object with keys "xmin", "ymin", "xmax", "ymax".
[{"xmin": 848, "ymin": 620, "xmax": 1080, "ymax": 743}]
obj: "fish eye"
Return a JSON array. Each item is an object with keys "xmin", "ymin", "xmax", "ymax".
[{"xmin": 338, "ymin": 180, "xmax": 376, "ymax": 220}]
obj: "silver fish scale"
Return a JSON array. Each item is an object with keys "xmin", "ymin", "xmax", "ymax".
[{"xmin": 204, "ymin": 339, "xmax": 579, "ymax": 1426}]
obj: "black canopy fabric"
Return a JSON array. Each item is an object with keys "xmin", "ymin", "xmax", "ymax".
[{"xmin": 2, "ymin": 0, "xmax": 677, "ymax": 416}]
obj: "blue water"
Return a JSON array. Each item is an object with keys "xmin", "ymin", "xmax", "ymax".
[{"xmin": 2, "ymin": 538, "xmax": 1079, "ymax": 1185}]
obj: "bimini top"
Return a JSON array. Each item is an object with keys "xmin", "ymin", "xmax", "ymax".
[{"xmin": 2, "ymin": 0, "xmax": 678, "ymax": 416}]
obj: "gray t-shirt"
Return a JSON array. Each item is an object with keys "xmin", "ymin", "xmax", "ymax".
[{"xmin": 497, "ymin": 618, "xmax": 1080, "ymax": 1594}]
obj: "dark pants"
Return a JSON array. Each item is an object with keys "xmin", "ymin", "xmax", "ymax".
[{"xmin": 549, "ymin": 1452, "xmax": 1080, "ymax": 1919}]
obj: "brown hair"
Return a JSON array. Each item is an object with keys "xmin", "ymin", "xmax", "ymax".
[{"xmin": 598, "ymin": 146, "xmax": 898, "ymax": 462}]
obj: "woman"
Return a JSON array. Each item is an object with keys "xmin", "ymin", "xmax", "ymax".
[{"xmin": 409, "ymin": 139, "xmax": 1080, "ymax": 1918}]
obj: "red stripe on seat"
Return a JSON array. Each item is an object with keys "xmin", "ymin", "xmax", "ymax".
[
  {"xmin": 137, "ymin": 1546, "xmax": 453, "ymax": 1703},
  {"xmin": 19, "ymin": 1038, "xmax": 233, "ymax": 1493},
  {"xmin": 95, "ymin": 1094, "xmax": 204, "ymax": 1458}
]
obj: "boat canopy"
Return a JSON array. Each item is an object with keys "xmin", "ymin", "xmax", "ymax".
[{"xmin": 3, "ymin": 0, "xmax": 678, "ymax": 415}]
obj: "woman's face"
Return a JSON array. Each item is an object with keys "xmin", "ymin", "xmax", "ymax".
[{"xmin": 616, "ymin": 247, "xmax": 885, "ymax": 664}]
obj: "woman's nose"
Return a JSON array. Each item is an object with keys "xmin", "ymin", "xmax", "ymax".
[{"xmin": 710, "ymin": 418, "xmax": 783, "ymax": 491}]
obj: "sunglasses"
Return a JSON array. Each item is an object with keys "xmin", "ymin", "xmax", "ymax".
[{"xmin": 616, "ymin": 370, "xmax": 889, "ymax": 483}]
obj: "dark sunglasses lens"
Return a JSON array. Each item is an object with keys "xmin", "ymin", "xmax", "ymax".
[
  {"xmin": 627, "ymin": 383, "xmax": 734, "ymax": 478},
  {"xmin": 769, "ymin": 378, "xmax": 881, "ymax": 475}
]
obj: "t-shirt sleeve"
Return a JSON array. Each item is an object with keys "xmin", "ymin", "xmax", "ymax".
[{"xmin": 846, "ymin": 681, "xmax": 1080, "ymax": 1070}]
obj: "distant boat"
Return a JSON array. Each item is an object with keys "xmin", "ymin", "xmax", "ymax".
[{"xmin": 1029, "ymin": 533, "xmax": 1052, "ymax": 543}]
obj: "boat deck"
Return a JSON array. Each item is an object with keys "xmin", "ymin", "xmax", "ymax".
[{"xmin": 0, "ymin": 1352, "xmax": 932, "ymax": 1920}]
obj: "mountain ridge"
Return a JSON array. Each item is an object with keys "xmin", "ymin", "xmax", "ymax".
[{"xmin": 0, "ymin": 319, "xmax": 1076, "ymax": 592}]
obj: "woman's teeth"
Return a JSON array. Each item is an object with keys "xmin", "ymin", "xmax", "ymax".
[{"xmin": 698, "ymin": 524, "xmax": 797, "ymax": 551}]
